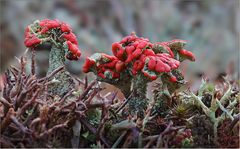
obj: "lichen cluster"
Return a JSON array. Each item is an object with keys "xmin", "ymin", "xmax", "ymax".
[{"xmin": 0, "ymin": 19, "xmax": 239, "ymax": 148}]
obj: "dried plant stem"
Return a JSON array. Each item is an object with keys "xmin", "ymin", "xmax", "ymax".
[
  {"xmin": 156, "ymin": 121, "xmax": 173, "ymax": 148},
  {"xmin": 0, "ymin": 108, "xmax": 16, "ymax": 132},
  {"xmin": 31, "ymin": 49, "xmax": 36, "ymax": 75},
  {"xmin": 18, "ymin": 89, "xmax": 40, "ymax": 116},
  {"xmin": 111, "ymin": 130, "xmax": 127, "ymax": 148},
  {"xmin": 79, "ymin": 117, "xmax": 110, "ymax": 148},
  {"xmin": 38, "ymin": 121, "xmax": 68, "ymax": 138}
]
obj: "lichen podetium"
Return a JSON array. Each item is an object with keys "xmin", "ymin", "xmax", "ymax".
[
  {"xmin": 83, "ymin": 32, "xmax": 195, "ymax": 117},
  {"xmin": 24, "ymin": 19, "xmax": 81, "ymax": 97}
]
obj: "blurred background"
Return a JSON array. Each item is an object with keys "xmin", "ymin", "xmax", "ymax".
[{"xmin": 0, "ymin": 0, "xmax": 239, "ymax": 91}]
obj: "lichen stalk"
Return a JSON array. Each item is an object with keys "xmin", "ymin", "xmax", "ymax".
[
  {"xmin": 97, "ymin": 73, "xmax": 132, "ymax": 98},
  {"xmin": 47, "ymin": 45, "xmax": 74, "ymax": 97},
  {"xmin": 128, "ymin": 74, "xmax": 149, "ymax": 117}
]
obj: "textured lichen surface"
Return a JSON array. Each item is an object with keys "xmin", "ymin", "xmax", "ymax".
[
  {"xmin": 47, "ymin": 45, "xmax": 74, "ymax": 97},
  {"xmin": 128, "ymin": 74, "xmax": 149, "ymax": 117}
]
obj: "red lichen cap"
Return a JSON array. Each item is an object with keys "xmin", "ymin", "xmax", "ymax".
[
  {"xmin": 115, "ymin": 61, "xmax": 125, "ymax": 73},
  {"xmin": 66, "ymin": 41, "xmax": 81, "ymax": 60},
  {"xmin": 147, "ymin": 57, "xmax": 156, "ymax": 71},
  {"xmin": 112, "ymin": 42, "xmax": 125, "ymax": 60},
  {"xmin": 82, "ymin": 57, "xmax": 96, "ymax": 73},
  {"xmin": 24, "ymin": 19, "xmax": 82, "ymax": 60},
  {"xmin": 148, "ymin": 54, "xmax": 179, "ymax": 73},
  {"xmin": 138, "ymin": 53, "xmax": 180, "ymax": 80},
  {"xmin": 101, "ymin": 59, "xmax": 118, "ymax": 69},
  {"xmin": 157, "ymin": 53, "xmax": 180, "ymax": 69},
  {"xmin": 154, "ymin": 43, "xmax": 174, "ymax": 58},
  {"xmin": 63, "ymin": 32, "xmax": 78, "ymax": 45},
  {"xmin": 24, "ymin": 34, "xmax": 41, "ymax": 47},
  {"xmin": 141, "ymin": 68, "xmax": 157, "ymax": 80},
  {"xmin": 169, "ymin": 76, "xmax": 177, "ymax": 83},
  {"xmin": 39, "ymin": 19, "xmax": 61, "ymax": 34},
  {"xmin": 132, "ymin": 60, "xmax": 144, "ymax": 75},
  {"xmin": 83, "ymin": 33, "xmax": 194, "ymax": 82},
  {"xmin": 112, "ymin": 34, "xmax": 154, "ymax": 64},
  {"xmin": 83, "ymin": 53, "xmax": 123, "ymax": 79},
  {"xmin": 178, "ymin": 49, "xmax": 195, "ymax": 61},
  {"xmin": 143, "ymin": 49, "xmax": 155, "ymax": 56},
  {"xmin": 60, "ymin": 22, "xmax": 72, "ymax": 33}
]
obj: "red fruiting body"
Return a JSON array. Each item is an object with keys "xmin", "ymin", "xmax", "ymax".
[
  {"xmin": 126, "ymin": 46, "xmax": 135, "ymax": 55},
  {"xmin": 148, "ymin": 58, "xmax": 156, "ymax": 70},
  {"xmin": 130, "ymin": 48, "xmax": 142, "ymax": 60},
  {"xmin": 39, "ymin": 19, "xmax": 61, "ymax": 34},
  {"xmin": 63, "ymin": 32, "xmax": 78, "ymax": 45},
  {"xmin": 162, "ymin": 44, "xmax": 174, "ymax": 58},
  {"xmin": 101, "ymin": 53, "xmax": 117, "ymax": 61},
  {"xmin": 40, "ymin": 27, "xmax": 50, "ymax": 34},
  {"xmin": 179, "ymin": 49, "xmax": 195, "ymax": 61},
  {"xmin": 102, "ymin": 60, "xmax": 118, "ymax": 69},
  {"xmin": 83, "ymin": 53, "xmax": 122, "ymax": 79},
  {"xmin": 143, "ymin": 49, "xmax": 155, "ymax": 56},
  {"xmin": 119, "ymin": 34, "xmax": 137, "ymax": 44},
  {"xmin": 24, "ymin": 34, "xmax": 41, "ymax": 47},
  {"xmin": 139, "ymin": 54, "xmax": 147, "ymax": 62},
  {"xmin": 83, "ymin": 33, "xmax": 194, "ymax": 82},
  {"xmin": 60, "ymin": 22, "xmax": 72, "ymax": 33},
  {"xmin": 66, "ymin": 53, "xmax": 79, "ymax": 61},
  {"xmin": 145, "ymin": 54, "xmax": 179, "ymax": 75},
  {"xmin": 154, "ymin": 42, "xmax": 174, "ymax": 58},
  {"xmin": 66, "ymin": 41, "xmax": 81, "ymax": 60},
  {"xmin": 112, "ymin": 42, "xmax": 123, "ymax": 58},
  {"xmin": 98, "ymin": 72, "xmax": 105, "ymax": 79},
  {"xmin": 115, "ymin": 61, "xmax": 125, "ymax": 73},
  {"xmin": 157, "ymin": 53, "xmax": 180, "ymax": 69},
  {"xmin": 142, "ymin": 70, "xmax": 157, "ymax": 80},
  {"xmin": 132, "ymin": 60, "xmax": 144, "ymax": 75},
  {"xmin": 39, "ymin": 19, "xmax": 51, "ymax": 26},
  {"xmin": 82, "ymin": 58, "xmax": 96, "ymax": 73},
  {"xmin": 169, "ymin": 76, "xmax": 177, "ymax": 82},
  {"xmin": 137, "ymin": 41, "xmax": 147, "ymax": 49},
  {"xmin": 40, "ymin": 19, "xmax": 60, "ymax": 28},
  {"xmin": 155, "ymin": 60, "xmax": 170, "ymax": 72},
  {"xmin": 116, "ymin": 48, "xmax": 125, "ymax": 60},
  {"xmin": 112, "ymin": 34, "xmax": 155, "ymax": 64},
  {"xmin": 25, "ymin": 19, "xmax": 81, "ymax": 61}
]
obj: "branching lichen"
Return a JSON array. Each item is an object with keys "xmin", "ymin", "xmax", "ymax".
[{"xmin": 189, "ymin": 78, "xmax": 239, "ymax": 143}]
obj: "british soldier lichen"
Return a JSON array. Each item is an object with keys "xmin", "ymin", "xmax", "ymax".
[
  {"xmin": 24, "ymin": 19, "xmax": 81, "ymax": 97},
  {"xmin": 83, "ymin": 32, "xmax": 195, "ymax": 117}
]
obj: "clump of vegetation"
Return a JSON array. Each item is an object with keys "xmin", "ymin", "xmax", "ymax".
[
  {"xmin": 83, "ymin": 32, "xmax": 195, "ymax": 117},
  {"xmin": 0, "ymin": 19, "xmax": 239, "ymax": 148}
]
